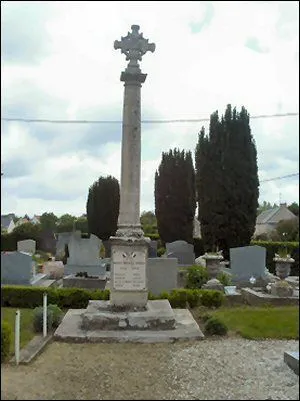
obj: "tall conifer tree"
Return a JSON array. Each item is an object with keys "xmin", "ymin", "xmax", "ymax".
[
  {"xmin": 155, "ymin": 149, "xmax": 196, "ymax": 244},
  {"xmin": 195, "ymin": 105, "xmax": 259, "ymax": 255}
]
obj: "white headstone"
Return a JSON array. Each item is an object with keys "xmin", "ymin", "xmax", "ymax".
[
  {"xmin": 67, "ymin": 231, "xmax": 102, "ymax": 266},
  {"xmin": 17, "ymin": 239, "xmax": 36, "ymax": 255}
]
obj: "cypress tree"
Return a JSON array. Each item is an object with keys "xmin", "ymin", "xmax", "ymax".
[
  {"xmin": 86, "ymin": 175, "xmax": 120, "ymax": 240},
  {"xmin": 155, "ymin": 148, "xmax": 196, "ymax": 244},
  {"xmin": 195, "ymin": 104, "xmax": 259, "ymax": 256}
]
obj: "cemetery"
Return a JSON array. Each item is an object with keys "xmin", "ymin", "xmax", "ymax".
[{"xmin": 1, "ymin": 18, "xmax": 299, "ymax": 401}]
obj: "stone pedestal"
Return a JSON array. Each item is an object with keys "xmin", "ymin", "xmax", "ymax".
[
  {"xmin": 109, "ymin": 237, "xmax": 148, "ymax": 309},
  {"xmin": 81, "ymin": 300, "xmax": 176, "ymax": 331},
  {"xmin": 202, "ymin": 253, "xmax": 224, "ymax": 292}
]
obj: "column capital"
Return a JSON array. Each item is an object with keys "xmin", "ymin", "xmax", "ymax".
[{"xmin": 120, "ymin": 71, "xmax": 147, "ymax": 83}]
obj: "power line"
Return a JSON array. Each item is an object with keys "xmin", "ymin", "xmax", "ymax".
[
  {"xmin": 1, "ymin": 112, "xmax": 298, "ymax": 124},
  {"xmin": 260, "ymin": 173, "xmax": 299, "ymax": 183}
]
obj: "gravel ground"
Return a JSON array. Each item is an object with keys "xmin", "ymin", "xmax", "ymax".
[{"xmin": 1, "ymin": 339, "xmax": 299, "ymax": 400}]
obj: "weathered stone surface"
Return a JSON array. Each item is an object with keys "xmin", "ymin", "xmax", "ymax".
[
  {"xmin": 109, "ymin": 238, "xmax": 148, "ymax": 308},
  {"xmin": 80, "ymin": 300, "xmax": 176, "ymax": 331},
  {"xmin": 17, "ymin": 239, "xmax": 36, "ymax": 255},
  {"xmin": 240, "ymin": 287, "xmax": 299, "ymax": 306},
  {"xmin": 54, "ymin": 307, "xmax": 204, "ymax": 343},
  {"xmin": 43, "ymin": 261, "xmax": 64, "ymax": 279},
  {"xmin": 270, "ymin": 281, "xmax": 294, "ymax": 297},
  {"xmin": 203, "ymin": 278, "xmax": 224, "ymax": 292}
]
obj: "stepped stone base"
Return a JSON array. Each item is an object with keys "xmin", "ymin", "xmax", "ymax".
[
  {"xmin": 81, "ymin": 300, "xmax": 176, "ymax": 331},
  {"xmin": 54, "ymin": 300, "xmax": 204, "ymax": 343}
]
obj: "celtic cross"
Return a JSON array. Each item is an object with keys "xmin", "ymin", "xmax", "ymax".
[{"xmin": 114, "ymin": 25, "xmax": 155, "ymax": 73}]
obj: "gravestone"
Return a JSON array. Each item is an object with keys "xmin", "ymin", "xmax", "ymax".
[
  {"xmin": 229, "ymin": 245, "xmax": 267, "ymax": 286},
  {"xmin": 1, "ymin": 251, "xmax": 34, "ymax": 285},
  {"xmin": 147, "ymin": 258, "xmax": 177, "ymax": 295},
  {"xmin": 148, "ymin": 240, "xmax": 157, "ymax": 258},
  {"xmin": 166, "ymin": 240, "xmax": 195, "ymax": 265},
  {"xmin": 64, "ymin": 231, "xmax": 106, "ymax": 276},
  {"xmin": 17, "ymin": 239, "xmax": 36, "ymax": 255},
  {"xmin": 55, "ymin": 232, "xmax": 73, "ymax": 258},
  {"xmin": 38, "ymin": 230, "xmax": 56, "ymax": 254}
]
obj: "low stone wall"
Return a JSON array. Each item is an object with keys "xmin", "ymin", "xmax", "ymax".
[
  {"xmin": 240, "ymin": 288, "xmax": 299, "ymax": 306},
  {"xmin": 63, "ymin": 275, "xmax": 107, "ymax": 290}
]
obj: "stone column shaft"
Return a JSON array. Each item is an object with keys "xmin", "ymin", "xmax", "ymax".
[{"xmin": 117, "ymin": 73, "xmax": 146, "ymax": 238}]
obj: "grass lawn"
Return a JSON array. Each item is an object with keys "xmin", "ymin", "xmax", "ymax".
[
  {"xmin": 195, "ymin": 305, "xmax": 299, "ymax": 339},
  {"xmin": 1, "ymin": 308, "xmax": 36, "ymax": 355}
]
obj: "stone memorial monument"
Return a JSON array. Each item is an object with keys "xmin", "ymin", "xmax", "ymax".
[
  {"xmin": 54, "ymin": 25, "xmax": 203, "ymax": 343},
  {"xmin": 109, "ymin": 25, "xmax": 155, "ymax": 309}
]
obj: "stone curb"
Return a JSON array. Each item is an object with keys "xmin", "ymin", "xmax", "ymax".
[
  {"xmin": 284, "ymin": 351, "xmax": 299, "ymax": 375},
  {"xmin": 9, "ymin": 334, "xmax": 53, "ymax": 365}
]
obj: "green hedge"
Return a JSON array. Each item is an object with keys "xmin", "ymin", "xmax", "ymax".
[
  {"xmin": 251, "ymin": 241, "xmax": 299, "ymax": 275},
  {"xmin": 1, "ymin": 286, "xmax": 224, "ymax": 309},
  {"xmin": 1, "ymin": 232, "xmax": 43, "ymax": 252},
  {"xmin": 1, "ymin": 321, "xmax": 12, "ymax": 363},
  {"xmin": 1, "ymin": 286, "xmax": 110, "ymax": 309}
]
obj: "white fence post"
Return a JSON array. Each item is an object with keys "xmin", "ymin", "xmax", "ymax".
[
  {"xmin": 43, "ymin": 292, "xmax": 47, "ymax": 338},
  {"xmin": 15, "ymin": 309, "xmax": 20, "ymax": 365}
]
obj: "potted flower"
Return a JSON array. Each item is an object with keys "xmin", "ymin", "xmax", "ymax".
[{"xmin": 273, "ymin": 248, "xmax": 295, "ymax": 280}]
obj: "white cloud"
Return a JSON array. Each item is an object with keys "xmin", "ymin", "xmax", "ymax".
[{"xmin": 1, "ymin": 0, "xmax": 299, "ymax": 217}]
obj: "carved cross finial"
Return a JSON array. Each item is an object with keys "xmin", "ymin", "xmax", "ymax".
[{"xmin": 114, "ymin": 25, "xmax": 155, "ymax": 73}]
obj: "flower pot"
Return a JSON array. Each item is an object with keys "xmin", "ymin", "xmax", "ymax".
[
  {"xmin": 273, "ymin": 257, "xmax": 295, "ymax": 280},
  {"xmin": 203, "ymin": 254, "xmax": 224, "ymax": 280}
]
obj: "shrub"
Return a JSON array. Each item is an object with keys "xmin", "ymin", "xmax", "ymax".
[
  {"xmin": 1, "ymin": 286, "xmax": 110, "ymax": 309},
  {"xmin": 47, "ymin": 304, "xmax": 63, "ymax": 327},
  {"xmin": 1, "ymin": 321, "xmax": 12, "ymax": 362},
  {"xmin": 158, "ymin": 289, "xmax": 224, "ymax": 309},
  {"xmin": 185, "ymin": 265, "xmax": 208, "ymax": 289},
  {"xmin": 217, "ymin": 271, "xmax": 231, "ymax": 286},
  {"xmin": 204, "ymin": 316, "xmax": 228, "ymax": 336},
  {"xmin": 200, "ymin": 312, "xmax": 213, "ymax": 323},
  {"xmin": 157, "ymin": 247, "xmax": 166, "ymax": 257},
  {"xmin": 33, "ymin": 307, "xmax": 54, "ymax": 333},
  {"xmin": 200, "ymin": 289, "xmax": 224, "ymax": 308}
]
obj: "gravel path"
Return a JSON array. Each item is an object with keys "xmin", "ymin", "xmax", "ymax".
[{"xmin": 1, "ymin": 339, "xmax": 299, "ymax": 400}]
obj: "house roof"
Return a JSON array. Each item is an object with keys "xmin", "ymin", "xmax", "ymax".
[
  {"xmin": 256, "ymin": 204, "xmax": 297, "ymax": 224},
  {"xmin": 1, "ymin": 215, "xmax": 14, "ymax": 229},
  {"xmin": 256, "ymin": 207, "xmax": 280, "ymax": 224}
]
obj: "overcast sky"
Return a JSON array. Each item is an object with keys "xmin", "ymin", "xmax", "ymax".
[{"xmin": 1, "ymin": 1, "xmax": 299, "ymax": 218}]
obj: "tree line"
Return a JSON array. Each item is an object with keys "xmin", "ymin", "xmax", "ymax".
[{"xmin": 8, "ymin": 104, "xmax": 299, "ymax": 252}]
